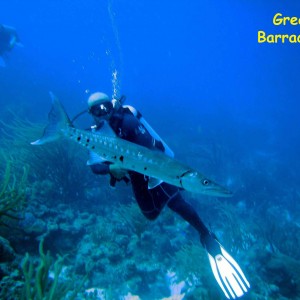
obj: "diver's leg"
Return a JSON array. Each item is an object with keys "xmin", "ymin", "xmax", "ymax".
[
  {"xmin": 129, "ymin": 173, "xmax": 168, "ymax": 220},
  {"xmin": 166, "ymin": 188, "xmax": 250, "ymax": 299},
  {"xmin": 166, "ymin": 189, "xmax": 209, "ymax": 237}
]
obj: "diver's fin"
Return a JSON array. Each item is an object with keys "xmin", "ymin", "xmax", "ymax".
[
  {"xmin": 0, "ymin": 56, "xmax": 6, "ymax": 67},
  {"xmin": 31, "ymin": 92, "xmax": 71, "ymax": 145},
  {"xmin": 202, "ymin": 233, "xmax": 250, "ymax": 299}
]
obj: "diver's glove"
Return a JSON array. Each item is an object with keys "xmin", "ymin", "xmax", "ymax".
[
  {"xmin": 201, "ymin": 232, "xmax": 250, "ymax": 299},
  {"xmin": 109, "ymin": 164, "xmax": 130, "ymax": 187},
  {"xmin": 109, "ymin": 164, "xmax": 128, "ymax": 179}
]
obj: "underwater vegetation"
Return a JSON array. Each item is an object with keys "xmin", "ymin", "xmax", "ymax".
[
  {"xmin": 0, "ymin": 161, "xmax": 27, "ymax": 228},
  {"xmin": 0, "ymin": 110, "xmax": 96, "ymax": 205},
  {"xmin": 21, "ymin": 238, "xmax": 87, "ymax": 300},
  {"xmin": 0, "ymin": 109, "xmax": 299, "ymax": 299}
]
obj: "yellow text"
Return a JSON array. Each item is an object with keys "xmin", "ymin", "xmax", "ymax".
[
  {"xmin": 273, "ymin": 13, "xmax": 300, "ymax": 26},
  {"xmin": 258, "ymin": 31, "xmax": 300, "ymax": 43}
]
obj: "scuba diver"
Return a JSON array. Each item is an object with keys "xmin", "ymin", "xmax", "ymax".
[
  {"xmin": 0, "ymin": 24, "xmax": 21, "ymax": 67},
  {"xmin": 85, "ymin": 92, "xmax": 250, "ymax": 299}
]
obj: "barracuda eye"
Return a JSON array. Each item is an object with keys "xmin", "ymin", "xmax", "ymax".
[{"xmin": 202, "ymin": 179, "xmax": 210, "ymax": 186}]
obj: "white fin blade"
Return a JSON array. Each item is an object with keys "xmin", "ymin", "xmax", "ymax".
[
  {"xmin": 206, "ymin": 238, "xmax": 250, "ymax": 299},
  {"xmin": 208, "ymin": 253, "xmax": 230, "ymax": 299},
  {"xmin": 221, "ymin": 246, "xmax": 250, "ymax": 290}
]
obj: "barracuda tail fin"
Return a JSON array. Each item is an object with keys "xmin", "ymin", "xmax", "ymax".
[{"xmin": 31, "ymin": 92, "xmax": 71, "ymax": 145}]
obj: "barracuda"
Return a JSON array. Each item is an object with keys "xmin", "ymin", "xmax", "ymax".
[{"xmin": 31, "ymin": 93, "xmax": 232, "ymax": 197}]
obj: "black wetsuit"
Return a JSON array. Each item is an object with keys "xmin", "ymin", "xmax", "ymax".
[{"xmin": 89, "ymin": 106, "xmax": 209, "ymax": 238}]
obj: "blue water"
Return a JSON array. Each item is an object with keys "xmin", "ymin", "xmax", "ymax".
[
  {"xmin": 1, "ymin": 1, "xmax": 300, "ymax": 299},
  {"xmin": 2, "ymin": 0, "xmax": 298, "ymax": 188}
]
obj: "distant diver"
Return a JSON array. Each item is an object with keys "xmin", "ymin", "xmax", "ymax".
[
  {"xmin": 0, "ymin": 24, "xmax": 21, "ymax": 67},
  {"xmin": 32, "ymin": 92, "xmax": 250, "ymax": 299}
]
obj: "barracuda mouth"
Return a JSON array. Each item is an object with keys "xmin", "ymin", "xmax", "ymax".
[{"xmin": 205, "ymin": 187, "xmax": 233, "ymax": 197}]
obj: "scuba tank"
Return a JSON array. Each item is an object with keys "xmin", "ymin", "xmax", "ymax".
[{"xmin": 121, "ymin": 104, "xmax": 174, "ymax": 158}]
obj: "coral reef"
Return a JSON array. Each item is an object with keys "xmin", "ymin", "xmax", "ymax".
[{"xmin": 0, "ymin": 110, "xmax": 300, "ymax": 299}]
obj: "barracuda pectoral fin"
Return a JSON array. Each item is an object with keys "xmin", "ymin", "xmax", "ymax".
[
  {"xmin": 87, "ymin": 151, "xmax": 107, "ymax": 165},
  {"xmin": 148, "ymin": 177, "xmax": 163, "ymax": 189}
]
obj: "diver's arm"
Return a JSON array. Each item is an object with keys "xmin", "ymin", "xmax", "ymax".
[
  {"xmin": 90, "ymin": 162, "xmax": 129, "ymax": 187},
  {"xmin": 122, "ymin": 113, "xmax": 161, "ymax": 150},
  {"xmin": 123, "ymin": 104, "xmax": 173, "ymax": 156}
]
